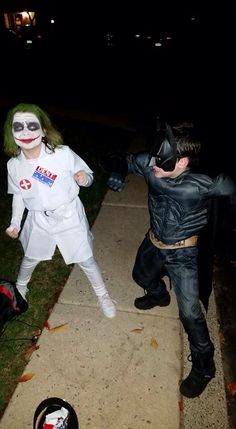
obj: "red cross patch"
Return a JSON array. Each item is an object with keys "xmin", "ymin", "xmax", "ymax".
[{"xmin": 19, "ymin": 179, "xmax": 31, "ymax": 190}]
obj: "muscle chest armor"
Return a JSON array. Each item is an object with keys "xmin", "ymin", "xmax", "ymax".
[{"xmin": 127, "ymin": 152, "xmax": 236, "ymax": 244}]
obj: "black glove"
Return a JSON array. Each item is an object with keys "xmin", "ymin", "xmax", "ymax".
[{"xmin": 107, "ymin": 172, "xmax": 125, "ymax": 192}]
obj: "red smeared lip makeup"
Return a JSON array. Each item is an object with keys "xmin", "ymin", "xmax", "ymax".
[{"xmin": 15, "ymin": 136, "xmax": 40, "ymax": 143}]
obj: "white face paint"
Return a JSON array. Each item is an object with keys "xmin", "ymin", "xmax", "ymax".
[{"xmin": 12, "ymin": 112, "xmax": 45, "ymax": 151}]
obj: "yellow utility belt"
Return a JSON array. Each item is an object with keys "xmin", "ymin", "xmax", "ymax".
[{"xmin": 149, "ymin": 230, "xmax": 198, "ymax": 250}]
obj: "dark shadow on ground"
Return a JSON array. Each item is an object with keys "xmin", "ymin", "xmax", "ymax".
[{"xmin": 214, "ymin": 254, "xmax": 236, "ymax": 429}]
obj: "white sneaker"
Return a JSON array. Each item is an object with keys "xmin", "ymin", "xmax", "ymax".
[{"xmin": 98, "ymin": 293, "xmax": 116, "ymax": 318}]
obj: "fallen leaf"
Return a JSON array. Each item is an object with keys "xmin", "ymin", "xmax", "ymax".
[
  {"xmin": 227, "ymin": 381, "xmax": 236, "ymax": 396},
  {"xmin": 150, "ymin": 337, "xmax": 158, "ymax": 349},
  {"xmin": 130, "ymin": 327, "xmax": 144, "ymax": 334},
  {"xmin": 22, "ymin": 344, "xmax": 39, "ymax": 360},
  {"xmin": 18, "ymin": 373, "xmax": 34, "ymax": 382},
  {"xmin": 48, "ymin": 323, "xmax": 69, "ymax": 333},
  {"xmin": 44, "ymin": 320, "xmax": 51, "ymax": 330}
]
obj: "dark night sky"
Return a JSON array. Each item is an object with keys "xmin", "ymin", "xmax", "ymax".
[
  {"xmin": 43, "ymin": 3, "xmax": 228, "ymax": 34},
  {"xmin": 0, "ymin": 1, "xmax": 235, "ymax": 177},
  {"xmin": 2, "ymin": 0, "xmax": 233, "ymax": 34},
  {"xmin": 1, "ymin": 1, "xmax": 235, "ymax": 47},
  {"xmin": 0, "ymin": 1, "xmax": 235, "ymax": 132}
]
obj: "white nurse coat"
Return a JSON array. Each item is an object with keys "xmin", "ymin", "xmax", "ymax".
[{"xmin": 7, "ymin": 144, "xmax": 94, "ymax": 264}]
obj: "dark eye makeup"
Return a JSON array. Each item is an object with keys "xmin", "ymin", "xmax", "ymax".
[{"xmin": 12, "ymin": 122, "xmax": 40, "ymax": 132}]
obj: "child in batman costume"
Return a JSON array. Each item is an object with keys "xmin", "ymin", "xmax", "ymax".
[{"xmin": 105, "ymin": 123, "xmax": 236, "ymax": 398}]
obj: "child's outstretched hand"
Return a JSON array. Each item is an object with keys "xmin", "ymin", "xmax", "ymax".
[
  {"xmin": 5, "ymin": 225, "xmax": 19, "ymax": 239},
  {"xmin": 74, "ymin": 170, "xmax": 88, "ymax": 186}
]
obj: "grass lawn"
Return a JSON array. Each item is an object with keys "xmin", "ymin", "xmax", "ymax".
[{"xmin": 0, "ymin": 112, "xmax": 132, "ymax": 418}]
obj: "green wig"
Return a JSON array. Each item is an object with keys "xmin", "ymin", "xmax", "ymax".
[{"xmin": 3, "ymin": 103, "xmax": 64, "ymax": 157}]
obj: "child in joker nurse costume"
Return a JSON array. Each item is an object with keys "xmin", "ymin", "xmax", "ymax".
[{"xmin": 4, "ymin": 103, "xmax": 116, "ymax": 318}]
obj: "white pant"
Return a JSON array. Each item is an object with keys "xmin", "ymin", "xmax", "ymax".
[{"xmin": 16, "ymin": 256, "xmax": 108, "ymax": 299}]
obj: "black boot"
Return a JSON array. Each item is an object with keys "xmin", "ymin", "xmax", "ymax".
[
  {"xmin": 180, "ymin": 348, "xmax": 215, "ymax": 398},
  {"xmin": 134, "ymin": 284, "xmax": 170, "ymax": 310}
]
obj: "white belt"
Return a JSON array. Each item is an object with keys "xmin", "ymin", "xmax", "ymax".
[{"xmin": 44, "ymin": 199, "xmax": 75, "ymax": 220}]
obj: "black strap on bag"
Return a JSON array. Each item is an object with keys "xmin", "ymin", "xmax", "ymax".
[{"xmin": 33, "ymin": 397, "xmax": 79, "ymax": 428}]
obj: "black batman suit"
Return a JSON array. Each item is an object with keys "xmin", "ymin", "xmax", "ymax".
[{"xmin": 118, "ymin": 151, "xmax": 235, "ymax": 355}]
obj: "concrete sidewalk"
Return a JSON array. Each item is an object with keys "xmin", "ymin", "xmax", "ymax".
[{"xmin": 0, "ymin": 139, "xmax": 229, "ymax": 428}]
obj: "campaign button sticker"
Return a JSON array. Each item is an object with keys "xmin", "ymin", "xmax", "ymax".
[
  {"xmin": 19, "ymin": 179, "xmax": 31, "ymax": 190},
  {"xmin": 32, "ymin": 166, "xmax": 57, "ymax": 187}
]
